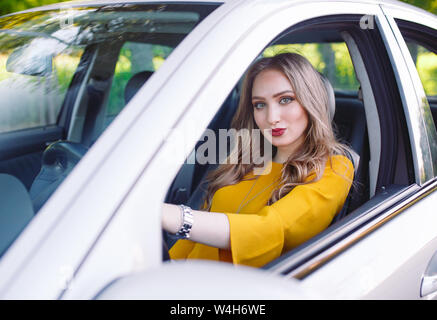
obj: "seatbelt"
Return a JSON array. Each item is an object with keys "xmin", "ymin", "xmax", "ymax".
[
  {"xmin": 82, "ymin": 78, "xmax": 110, "ymax": 146},
  {"xmin": 167, "ymin": 149, "xmax": 196, "ymax": 204}
]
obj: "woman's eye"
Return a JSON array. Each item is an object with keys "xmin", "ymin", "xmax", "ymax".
[
  {"xmin": 280, "ymin": 97, "xmax": 294, "ymax": 104},
  {"xmin": 253, "ymin": 102, "xmax": 265, "ymax": 109}
]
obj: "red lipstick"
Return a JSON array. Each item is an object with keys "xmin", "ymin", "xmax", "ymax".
[{"xmin": 271, "ymin": 128, "xmax": 286, "ymax": 136}]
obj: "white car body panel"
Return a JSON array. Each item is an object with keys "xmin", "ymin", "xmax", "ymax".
[
  {"xmin": 299, "ymin": 185, "xmax": 437, "ymax": 299},
  {"xmin": 96, "ymin": 260, "xmax": 321, "ymax": 300}
]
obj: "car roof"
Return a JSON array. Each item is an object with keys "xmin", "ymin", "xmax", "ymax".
[{"xmin": 1, "ymin": 0, "xmax": 434, "ymax": 20}]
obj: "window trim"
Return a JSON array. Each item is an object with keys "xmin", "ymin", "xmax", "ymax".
[
  {"xmin": 379, "ymin": 10, "xmax": 437, "ymax": 183},
  {"xmin": 266, "ymin": 181, "xmax": 437, "ymax": 279},
  {"xmin": 57, "ymin": 46, "xmax": 98, "ymax": 139},
  {"xmin": 391, "ymin": 18, "xmax": 437, "ymax": 178}
]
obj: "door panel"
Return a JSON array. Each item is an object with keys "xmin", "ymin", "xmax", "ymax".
[
  {"xmin": 298, "ymin": 183, "xmax": 437, "ymax": 299},
  {"xmin": 0, "ymin": 126, "xmax": 63, "ymax": 189}
]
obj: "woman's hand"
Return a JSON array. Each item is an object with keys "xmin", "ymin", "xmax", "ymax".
[{"xmin": 162, "ymin": 203, "xmax": 231, "ymax": 250}]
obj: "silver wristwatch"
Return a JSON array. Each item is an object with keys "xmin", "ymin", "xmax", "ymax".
[{"xmin": 173, "ymin": 205, "xmax": 194, "ymax": 239}]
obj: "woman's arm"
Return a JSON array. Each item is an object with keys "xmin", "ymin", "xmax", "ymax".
[{"xmin": 162, "ymin": 203, "xmax": 230, "ymax": 250}]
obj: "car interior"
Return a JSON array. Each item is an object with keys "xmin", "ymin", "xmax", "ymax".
[
  {"xmin": 0, "ymin": 16, "xmax": 189, "ymax": 257},
  {"xmin": 163, "ymin": 16, "xmax": 415, "ymax": 270},
  {"xmin": 163, "ymin": 28, "xmax": 372, "ymax": 250}
]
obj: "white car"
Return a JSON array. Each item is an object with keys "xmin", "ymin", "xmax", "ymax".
[{"xmin": 0, "ymin": 0, "xmax": 436, "ymax": 300}]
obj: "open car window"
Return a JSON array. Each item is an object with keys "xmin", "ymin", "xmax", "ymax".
[
  {"xmin": 165, "ymin": 13, "xmax": 415, "ymax": 276},
  {"xmin": 264, "ymin": 42, "xmax": 359, "ymax": 93}
]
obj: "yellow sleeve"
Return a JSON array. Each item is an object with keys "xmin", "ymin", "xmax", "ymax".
[
  {"xmin": 169, "ymin": 239, "xmax": 196, "ymax": 260},
  {"xmin": 225, "ymin": 156, "xmax": 354, "ymax": 267}
]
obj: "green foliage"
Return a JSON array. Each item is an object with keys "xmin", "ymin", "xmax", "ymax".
[
  {"xmin": 399, "ymin": 0, "xmax": 437, "ymax": 14},
  {"xmin": 107, "ymin": 43, "xmax": 173, "ymax": 115},
  {"xmin": 0, "ymin": 0, "xmax": 70, "ymax": 16},
  {"xmin": 263, "ymin": 43, "xmax": 359, "ymax": 92}
]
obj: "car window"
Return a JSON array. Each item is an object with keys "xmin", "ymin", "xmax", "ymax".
[
  {"xmin": 404, "ymin": 42, "xmax": 437, "ymax": 97},
  {"xmin": 395, "ymin": 19, "xmax": 437, "ymax": 129},
  {"xmin": 0, "ymin": 3, "xmax": 220, "ymax": 259},
  {"xmin": 264, "ymin": 42, "xmax": 359, "ymax": 92},
  {"xmin": 104, "ymin": 42, "xmax": 173, "ymax": 129},
  {"xmin": 165, "ymin": 14, "xmax": 415, "ymax": 275},
  {"xmin": 0, "ymin": 40, "xmax": 83, "ymax": 133}
]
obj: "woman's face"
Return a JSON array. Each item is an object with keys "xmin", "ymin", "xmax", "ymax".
[{"xmin": 252, "ymin": 68, "xmax": 309, "ymax": 158}]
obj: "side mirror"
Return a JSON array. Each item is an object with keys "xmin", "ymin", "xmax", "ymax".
[{"xmin": 6, "ymin": 44, "xmax": 53, "ymax": 76}]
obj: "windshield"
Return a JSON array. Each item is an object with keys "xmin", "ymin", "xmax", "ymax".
[
  {"xmin": 0, "ymin": 3, "xmax": 219, "ymax": 258},
  {"xmin": 0, "ymin": 3, "xmax": 218, "ymax": 132}
]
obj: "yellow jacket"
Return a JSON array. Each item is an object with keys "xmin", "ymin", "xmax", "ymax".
[{"xmin": 169, "ymin": 155, "xmax": 354, "ymax": 267}]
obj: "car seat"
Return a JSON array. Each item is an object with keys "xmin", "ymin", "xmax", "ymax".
[
  {"xmin": 0, "ymin": 174, "xmax": 33, "ymax": 257},
  {"xmin": 124, "ymin": 71, "xmax": 154, "ymax": 104}
]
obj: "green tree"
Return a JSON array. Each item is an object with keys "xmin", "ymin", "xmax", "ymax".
[
  {"xmin": 2, "ymin": 0, "xmax": 437, "ymax": 17},
  {"xmin": 400, "ymin": 0, "xmax": 437, "ymax": 14},
  {"xmin": 0, "ymin": 0, "xmax": 69, "ymax": 16}
]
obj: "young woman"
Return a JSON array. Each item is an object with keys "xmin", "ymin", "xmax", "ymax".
[{"xmin": 161, "ymin": 52, "xmax": 354, "ymax": 268}]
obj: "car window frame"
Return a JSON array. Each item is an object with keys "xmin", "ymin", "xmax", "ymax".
[
  {"xmin": 269, "ymin": 7, "xmax": 437, "ymax": 280},
  {"xmin": 389, "ymin": 19, "xmax": 437, "ymax": 177},
  {"xmin": 381, "ymin": 5, "xmax": 437, "ymax": 181},
  {"xmin": 256, "ymin": 12, "xmax": 415, "ymax": 276},
  {"xmin": 57, "ymin": 45, "xmax": 98, "ymax": 140}
]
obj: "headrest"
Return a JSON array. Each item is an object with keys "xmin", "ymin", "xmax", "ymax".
[
  {"xmin": 124, "ymin": 71, "xmax": 154, "ymax": 104},
  {"xmin": 319, "ymin": 73, "xmax": 335, "ymax": 122}
]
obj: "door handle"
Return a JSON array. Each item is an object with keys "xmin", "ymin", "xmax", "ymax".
[{"xmin": 421, "ymin": 251, "xmax": 437, "ymax": 297}]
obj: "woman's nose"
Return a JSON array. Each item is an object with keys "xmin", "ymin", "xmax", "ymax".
[{"xmin": 267, "ymin": 105, "xmax": 280, "ymax": 125}]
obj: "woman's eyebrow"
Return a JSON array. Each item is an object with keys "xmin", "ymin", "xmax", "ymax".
[{"xmin": 252, "ymin": 90, "xmax": 294, "ymax": 100}]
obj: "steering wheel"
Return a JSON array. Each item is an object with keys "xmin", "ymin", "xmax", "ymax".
[
  {"xmin": 30, "ymin": 141, "xmax": 89, "ymax": 212},
  {"xmin": 32, "ymin": 141, "xmax": 172, "ymax": 262}
]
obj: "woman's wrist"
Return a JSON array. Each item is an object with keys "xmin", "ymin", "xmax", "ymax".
[
  {"xmin": 162, "ymin": 203, "xmax": 183, "ymax": 234},
  {"xmin": 162, "ymin": 203, "xmax": 230, "ymax": 249}
]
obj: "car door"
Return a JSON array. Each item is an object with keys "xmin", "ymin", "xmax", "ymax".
[
  {"xmin": 85, "ymin": 1, "xmax": 434, "ymax": 299},
  {"xmin": 370, "ymin": 3, "xmax": 437, "ymax": 299},
  {"xmin": 270, "ymin": 3, "xmax": 437, "ymax": 299}
]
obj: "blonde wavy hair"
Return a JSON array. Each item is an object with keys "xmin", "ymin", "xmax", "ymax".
[{"xmin": 200, "ymin": 52, "xmax": 352, "ymax": 211}]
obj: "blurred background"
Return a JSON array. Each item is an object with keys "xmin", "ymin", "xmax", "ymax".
[
  {"xmin": 0, "ymin": 1, "xmax": 66, "ymax": 16},
  {"xmin": 0, "ymin": 0, "xmax": 436, "ymax": 16}
]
